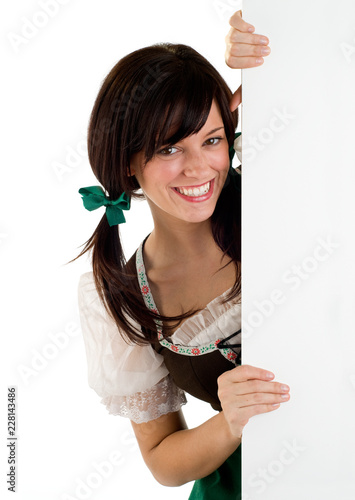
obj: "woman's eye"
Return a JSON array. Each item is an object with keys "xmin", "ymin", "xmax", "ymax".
[
  {"xmin": 157, "ymin": 146, "xmax": 178, "ymax": 156},
  {"xmin": 205, "ymin": 137, "xmax": 222, "ymax": 146}
]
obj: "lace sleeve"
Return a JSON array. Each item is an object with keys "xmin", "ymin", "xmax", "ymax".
[
  {"xmin": 101, "ymin": 374, "xmax": 187, "ymax": 424},
  {"xmin": 78, "ymin": 272, "xmax": 179, "ymax": 413}
]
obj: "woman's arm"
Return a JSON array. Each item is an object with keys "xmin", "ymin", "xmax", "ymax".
[
  {"xmin": 131, "ymin": 408, "xmax": 239, "ymax": 487},
  {"xmin": 131, "ymin": 365, "xmax": 290, "ymax": 487}
]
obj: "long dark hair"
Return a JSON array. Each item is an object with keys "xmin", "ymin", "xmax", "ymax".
[{"xmin": 75, "ymin": 43, "xmax": 241, "ymax": 345}]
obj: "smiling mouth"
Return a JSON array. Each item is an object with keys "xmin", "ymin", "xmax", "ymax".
[{"xmin": 173, "ymin": 181, "xmax": 211, "ymax": 198}]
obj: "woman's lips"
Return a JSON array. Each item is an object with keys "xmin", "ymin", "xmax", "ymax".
[{"xmin": 172, "ymin": 179, "xmax": 214, "ymax": 202}]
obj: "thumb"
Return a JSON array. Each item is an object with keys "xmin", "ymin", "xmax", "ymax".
[{"xmin": 229, "ymin": 85, "xmax": 242, "ymax": 112}]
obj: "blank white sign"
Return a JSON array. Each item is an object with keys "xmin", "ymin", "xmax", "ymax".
[{"xmin": 242, "ymin": 0, "xmax": 355, "ymax": 498}]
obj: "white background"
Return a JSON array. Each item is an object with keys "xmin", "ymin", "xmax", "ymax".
[
  {"xmin": 5, "ymin": 1, "xmax": 355, "ymax": 499},
  {"xmin": 1, "ymin": 1, "xmax": 242, "ymax": 499},
  {"xmin": 242, "ymin": 1, "xmax": 355, "ymax": 499}
]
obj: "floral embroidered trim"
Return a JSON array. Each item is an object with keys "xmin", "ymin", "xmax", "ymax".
[{"xmin": 136, "ymin": 241, "xmax": 239, "ymax": 363}]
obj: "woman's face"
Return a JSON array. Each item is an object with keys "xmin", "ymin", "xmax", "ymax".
[{"xmin": 130, "ymin": 100, "xmax": 230, "ymax": 225}]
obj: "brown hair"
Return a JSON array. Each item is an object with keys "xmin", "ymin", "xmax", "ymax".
[{"xmin": 75, "ymin": 43, "xmax": 241, "ymax": 345}]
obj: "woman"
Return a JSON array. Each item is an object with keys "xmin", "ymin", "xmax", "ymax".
[{"xmin": 77, "ymin": 11, "xmax": 289, "ymax": 499}]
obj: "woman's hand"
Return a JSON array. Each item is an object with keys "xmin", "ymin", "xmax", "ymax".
[
  {"xmin": 226, "ymin": 10, "xmax": 271, "ymax": 111},
  {"xmin": 225, "ymin": 10, "xmax": 271, "ymax": 69},
  {"xmin": 217, "ymin": 365, "xmax": 290, "ymax": 439}
]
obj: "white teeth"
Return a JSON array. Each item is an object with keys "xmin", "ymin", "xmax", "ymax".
[{"xmin": 176, "ymin": 181, "xmax": 211, "ymax": 197}]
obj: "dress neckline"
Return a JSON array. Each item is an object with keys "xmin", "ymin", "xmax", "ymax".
[
  {"xmin": 138, "ymin": 237, "xmax": 234, "ymax": 326},
  {"xmin": 135, "ymin": 238, "xmax": 239, "ymax": 361}
]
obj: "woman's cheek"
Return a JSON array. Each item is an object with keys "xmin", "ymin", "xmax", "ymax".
[
  {"xmin": 211, "ymin": 151, "xmax": 230, "ymax": 177},
  {"xmin": 153, "ymin": 157, "xmax": 184, "ymax": 181}
]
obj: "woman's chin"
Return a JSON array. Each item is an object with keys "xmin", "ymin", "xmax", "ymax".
[{"xmin": 172, "ymin": 205, "xmax": 217, "ymax": 224}]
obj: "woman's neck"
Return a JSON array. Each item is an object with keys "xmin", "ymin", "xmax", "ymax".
[
  {"xmin": 143, "ymin": 216, "xmax": 220, "ymax": 270},
  {"xmin": 141, "ymin": 211, "xmax": 236, "ymax": 320}
]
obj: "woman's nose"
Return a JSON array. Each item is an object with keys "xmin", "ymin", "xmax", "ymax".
[{"xmin": 182, "ymin": 150, "xmax": 208, "ymax": 177}]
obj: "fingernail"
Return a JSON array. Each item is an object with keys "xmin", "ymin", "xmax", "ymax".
[
  {"xmin": 281, "ymin": 394, "xmax": 289, "ymax": 399},
  {"xmin": 272, "ymin": 403, "xmax": 280, "ymax": 407},
  {"xmin": 281, "ymin": 385, "xmax": 290, "ymax": 392},
  {"xmin": 255, "ymin": 58, "xmax": 264, "ymax": 65},
  {"xmin": 266, "ymin": 372, "xmax": 274, "ymax": 379},
  {"xmin": 248, "ymin": 26, "xmax": 255, "ymax": 32},
  {"xmin": 261, "ymin": 47, "xmax": 271, "ymax": 55},
  {"xmin": 260, "ymin": 37, "xmax": 269, "ymax": 45}
]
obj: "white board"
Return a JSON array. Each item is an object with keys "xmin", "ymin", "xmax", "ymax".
[{"xmin": 242, "ymin": 1, "xmax": 355, "ymax": 498}]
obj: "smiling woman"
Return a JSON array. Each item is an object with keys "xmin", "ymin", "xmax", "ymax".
[
  {"xmin": 77, "ymin": 43, "xmax": 241, "ymax": 341},
  {"xmin": 74, "ymin": 35, "xmax": 289, "ymax": 500}
]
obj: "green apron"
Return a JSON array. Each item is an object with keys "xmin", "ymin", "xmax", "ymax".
[{"xmin": 188, "ymin": 445, "xmax": 241, "ymax": 500}]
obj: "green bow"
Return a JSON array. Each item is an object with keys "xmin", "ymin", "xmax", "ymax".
[
  {"xmin": 78, "ymin": 186, "xmax": 131, "ymax": 226},
  {"xmin": 228, "ymin": 131, "xmax": 241, "ymax": 193}
]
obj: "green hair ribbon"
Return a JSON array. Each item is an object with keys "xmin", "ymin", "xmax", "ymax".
[{"xmin": 78, "ymin": 186, "xmax": 131, "ymax": 227}]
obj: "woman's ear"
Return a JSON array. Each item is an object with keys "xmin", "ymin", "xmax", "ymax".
[
  {"xmin": 129, "ymin": 151, "xmax": 144, "ymax": 178},
  {"xmin": 127, "ymin": 156, "xmax": 137, "ymax": 177},
  {"xmin": 230, "ymin": 85, "xmax": 242, "ymax": 112}
]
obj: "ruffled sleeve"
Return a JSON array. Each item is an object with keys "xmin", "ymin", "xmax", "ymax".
[{"xmin": 77, "ymin": 272, "xmax": 187, "ymax": 423}]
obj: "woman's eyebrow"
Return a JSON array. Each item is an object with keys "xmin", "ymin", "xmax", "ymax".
[{"xmin": 204, "ymin": 126, "xmax": 224, "ymax": 137}]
